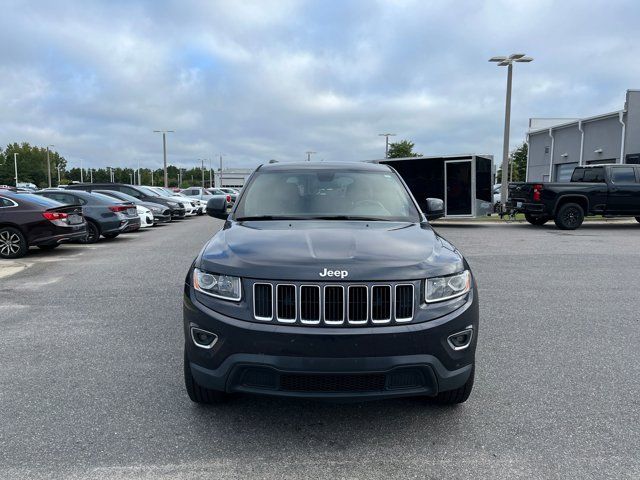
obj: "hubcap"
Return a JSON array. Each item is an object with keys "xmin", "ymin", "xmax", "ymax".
[{"xmin": 0, "ymin": 230, "xmax": 21, "ymax": 256}]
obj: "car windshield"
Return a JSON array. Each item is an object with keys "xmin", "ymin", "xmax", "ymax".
[{"xmin": 234, "ymin": 168, "xmax": 421, "ymax": 222}]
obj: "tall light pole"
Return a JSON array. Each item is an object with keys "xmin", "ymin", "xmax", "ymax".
[
  {"xmin": 378, "ymin": 133, "xmax": 396, "ymax": 158},
  {"xmin": 305, "ymin": 151, "xmax": 316, "ymax": 162},
  {"xmin": 80, "ymin": 159, "xmax": 84, "ymax": 183},
  {"xmin": 46, "ymin": 145, "xmax": 55, "ymax": 188},
  {"xmin": 489, "ymin": 53, "xmax": 533, "ymax": 204},
  {"xmin": 153, "ymin": 130, "xmax": 174, "ymax": 188},
  {"xmin": 219, "ymin": 154, "xmax": 226, "ymax": 187},
  {"xmin": 13, "ymin": 153, "xmax": 18, "ymax": 186},
  {"xmin": 209, "ymin": 158, "xmax": 213, "ymax": 188},
  {"xmin": 200, "ymin": 159, "xmax": 205, "ymax": 188}
]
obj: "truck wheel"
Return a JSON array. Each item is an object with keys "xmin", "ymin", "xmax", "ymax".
[
  {"xmin": 432, "ymin": 366, "xmax": 474, "ymax": 405},
  {"xmin": 184, "ymin": 347, "xmax": 229, "ymax": 404},
  {"xmin": 0, "ymin": 227, "xmax": 28, "ymax": 259},
  {"xmin": 554, "ymin": 203, "xmax": 584, "ymax": 230},
  {"xmin": 525, "ymin": 214, "xmax": 550, "ymax": 226}
]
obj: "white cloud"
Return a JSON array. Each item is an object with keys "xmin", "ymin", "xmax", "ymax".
[{"xmin": 0, "ymin": 0, "xmax": 638, "ymax": 170}]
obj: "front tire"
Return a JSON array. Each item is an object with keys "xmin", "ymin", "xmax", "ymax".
[
  {"xmin": 432, "ymin": 366, "xmax": 474, "ymax": 405},
  {"xmin": 184, "ymin": 347, "xmax": 229, "ymax": 404},
  {"xmin": 0, "ymin": 227, "xmax": 28, "ymax": 259},
  {"xmin": 554, "ymin": 203, "xmax": 584, "ymax": 230},
  {"xmin": 525, "ymin": 214, "xmax": 550, "ymax": 226}
]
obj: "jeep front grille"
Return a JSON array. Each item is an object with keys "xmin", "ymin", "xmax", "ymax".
[{"xmin": 251, "ymin": 281, "xmax": 416, "ymax": 326}]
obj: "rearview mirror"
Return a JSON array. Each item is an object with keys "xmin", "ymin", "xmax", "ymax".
[
  {"xmin": 424, "ymin": 198, "xmax": 444, "ymax": 221},
  {"xmin": 206, "ymin": 196, "xmax": 229, "ymax": 220}
]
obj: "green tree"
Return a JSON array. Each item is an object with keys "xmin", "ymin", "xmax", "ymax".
[
  {"xmin": 496, "ymin": 142, "xmax": 528, "ymax": 183},
  {"xmin": 387, "ymin": 140, "xmax": 421, "ymax": 159},
  {"xmin": 0, "ymin": 142, "xmax": 67, "ymax": 187}
]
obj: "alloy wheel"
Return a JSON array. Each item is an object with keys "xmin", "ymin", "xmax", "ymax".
[{"xmin": 0, "ymin": 230, "xmax": 22, "ymax": 256}]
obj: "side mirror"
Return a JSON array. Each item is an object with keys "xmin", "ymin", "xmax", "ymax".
[
  {"xmin": 425, "ymin": 197, "xmax": 444, "ymax": 221},
  {"xmin": 206, "ymin": 196, "xmax": 229, "ymax": 220}
]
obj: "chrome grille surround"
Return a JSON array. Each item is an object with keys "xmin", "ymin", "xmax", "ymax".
[{"xmin": 252, "ymin": 281, "xmax": 416, "ymax": 326}]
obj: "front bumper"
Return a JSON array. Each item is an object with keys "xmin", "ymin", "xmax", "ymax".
[
  {"xmin": 171, "ymin": 208, "xmax": 186, "ymax": 219},
  {"xmin": 184, "ymin": 287, "xmax": 478, "ymax": 400}
]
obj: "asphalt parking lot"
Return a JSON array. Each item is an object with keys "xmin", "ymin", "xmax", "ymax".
[{"xmin": 1, "ymin": 217, "xmax": 639, "ymax": 479}]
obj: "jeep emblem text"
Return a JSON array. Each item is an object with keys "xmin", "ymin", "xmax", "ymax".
[{"xmin": 319, "ymin": 268, "xmax": 348, "ymax": 279}]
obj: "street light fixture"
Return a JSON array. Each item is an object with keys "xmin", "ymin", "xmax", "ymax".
[
  {"xmin": 153, "ymin": 130, "xmax": 174, "ymax": 188},
  {"xmin": 378, "ymin": 133, "xmax": 396, "ymax": 158},
  {"xmin": 489, "ymin": 53, "xmax": 533, "ymax": 205},
  {"xmin": 305, "ymin": 151, "xmax": 316, "ymax": 162}
]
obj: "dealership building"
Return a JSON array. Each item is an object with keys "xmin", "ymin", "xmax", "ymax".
[{"xmin": 526, "ymin": 89, "xmax": 640, "ymax": 182}]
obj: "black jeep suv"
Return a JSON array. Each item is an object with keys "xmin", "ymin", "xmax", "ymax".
[{"xmin": 183, "ymin": 162, "xmax": 478, "ymax": 404}]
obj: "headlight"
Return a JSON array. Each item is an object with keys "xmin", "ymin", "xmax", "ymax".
[
  {"xmin": 193, "ymin": 268, "xmax": 242, "ymax": 301},
  {"xmin": 425, "ymin": 270, "xmax": 471, "ymax": 303},
  {"xmin": 151, "ymin": 206, "xmax": 162, "ymax": 213},
  {"xmin": 167, "ymin": 201, "xmax": 178, "ymax": 207}
]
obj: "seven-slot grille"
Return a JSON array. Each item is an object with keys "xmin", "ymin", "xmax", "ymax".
[{"xmin": 252, "ymin": 282, "xmax": 415, "ymax": 326}]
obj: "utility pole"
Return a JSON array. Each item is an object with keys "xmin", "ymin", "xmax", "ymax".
[
  {"xmin": 200, "ymin": 159, "xmax": 205, "ymax": 188},
  {"xmin": 56, "ymin": 163, "xmax": 61, "ymax": 186},
  {"xmin": 90, "ymin": 168, "xmax": 93, "ymax": 183},
  {"xmin": 137, "ymin": 158, "xmax": 141, "ymax": 185},
  {"xmin": 305, "ymin": 151, "xmax": 316, "ymax": 162},
  {"xmin": 219, "ymin": 154, "xmax": 225, "ymax": 187},
  {"xmin": 209, "ymin": 158, "xmax": 213, "ymax": 188},
  {"xmin": 80, "ymin": 159, "xmax": 84, "ymax": 183},
  {"xmin": 46, "ymin": 145, "xmax": 54, "ymax": 188},
  {"xmin": 378, "ymin": 134, "xmax": 396, "ymax": 158},
  {"xmin": 489, "ymin": 53, "xmax": 533, "ymax": 204},
  {"xmin": 153, "ymin": 129, "xmax": 174, "ymax": 188},
  {"xmin": 13, "ymin": 153, "xmax": 18, "ymax": 186}
]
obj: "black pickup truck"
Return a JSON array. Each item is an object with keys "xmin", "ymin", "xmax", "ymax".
[{"xmin": 507, "ymin": 164, "xmax": 640, "ymax": 230}]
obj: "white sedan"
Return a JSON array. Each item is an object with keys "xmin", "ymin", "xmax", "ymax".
[
  {"xmin": 145, "ymin": 187, "xmax": 198, "ymax": 216},
  {"xmin": 137, "ymin": 205, "xmax": 154, "ymax": 227}
]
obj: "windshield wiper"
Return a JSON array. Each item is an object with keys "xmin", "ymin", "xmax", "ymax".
[
  {"xmin": 309, "ymin": 215, "xmax": 393, "ymax": 221},
  {"xmin": 235, "ymin": 215, "xmax": 311, "ymax": 221}
]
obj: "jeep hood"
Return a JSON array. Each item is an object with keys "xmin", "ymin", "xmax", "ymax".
[{"xmin": 198, "ymin": 220, "xmax": 465, "ymax": 281}]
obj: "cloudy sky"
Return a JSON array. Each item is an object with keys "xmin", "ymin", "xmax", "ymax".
[{"xmin": 1, "ymin": 0, "xmax": 639, "ymax": 171}]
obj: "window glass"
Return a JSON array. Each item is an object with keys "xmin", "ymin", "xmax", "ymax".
[
  {"xmin": 0, "ymin": 197, "xmax": 16, "ymax": 207},
  {"xmin": 555, "ymin": 163, "xmax": 578, "ymax": 182},
  {"xmin": 16, "ymin": 194, "xmax": 61, "ymax": 207},
  {"xmin": 121, "ymin": 186, "xmax": 142, "ymax": 198},
  {"xmin": 570, "ymin": 169, "xmax": 584, "ymax": 182},
  {"xmin": 235, "ymin": 169, "xmax": 421, "ymax": 222},
  {"xmin": 581, "ymin": 168, "xmax": 605, "ymax": 183},
  {"xmin": 611, "ymin": 167, "xmax": 637, "ymax": 184}
]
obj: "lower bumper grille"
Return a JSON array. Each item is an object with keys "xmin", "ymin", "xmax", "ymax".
[{"xmin": 238, "ymin": 367, "xmax": 427, "ymax": 393}]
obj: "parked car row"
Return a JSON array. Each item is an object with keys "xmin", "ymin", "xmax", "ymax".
[{"xmin": 0, "ymin": 183, "xmax": 234, "ymax": 259}]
